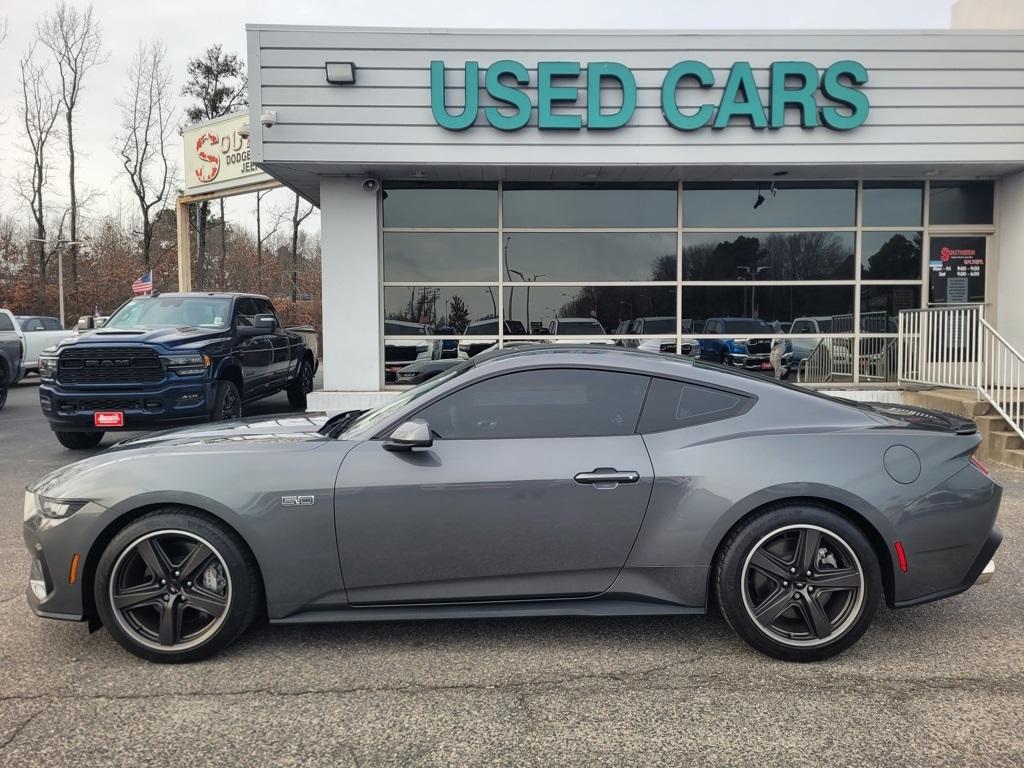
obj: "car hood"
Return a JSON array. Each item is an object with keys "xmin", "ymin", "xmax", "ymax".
[
  {"xmin": 53, "ymin": 325, "xmax": 230, "ymax": 350},
  {"xmin": 106, "ymin": 413, "xmax": 332, "ymax": 451}
]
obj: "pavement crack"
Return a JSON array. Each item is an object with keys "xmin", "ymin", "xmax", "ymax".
[{"xmin": 0, "ymin": 705, "xmax": 44, "ymax": 752}]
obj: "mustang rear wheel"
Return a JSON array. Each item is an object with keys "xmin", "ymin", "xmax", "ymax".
[
  {"xmin": 715, "ymin": 504, "xmax": 881, "ymax": 662},
  {"xmin": 94, "ymin": 509, "xmax": 261, "ymax": 663}
]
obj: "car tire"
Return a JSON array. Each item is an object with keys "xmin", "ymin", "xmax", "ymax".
[
  {"xmin": 94, "ymin": 507, "xmax": 262, "ymax": 663},
  {"xmin": 287, "ymin": 357, "xmax": 314, "ymax": 410},
  {"xmin": 55, "ymin": 431, "xmax": 104, "ymax": 450},
  {"xmin": 213, "ymin": 380, "xmax": 242, "ymax": 421},
  {"xmin": 715, "ymin": 503, "xmax": 881, "ymax": 662}
]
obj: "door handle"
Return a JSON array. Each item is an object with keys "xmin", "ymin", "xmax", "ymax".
[{"xmin": 574, "ymin": 468, "xmax": 640, "ymax": 486}]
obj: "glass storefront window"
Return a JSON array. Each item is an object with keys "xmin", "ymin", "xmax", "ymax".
[
  {"xmin": 862, "ymin": 183, "xmax": 923, "ymax": 227},
  {"xmin": 860, "ymin": 285, "xmax": 922, "ymax": 332},
  {"xmin": 503, "ymin": 285, "xmax": 676, "ymax": 336},
  {"xmin": 682, "ymin": 285, "xmax": 855, "ymax": 334},
  {"xmin": 503, "ymin": 184, "xmax": 677, "ymax": 228},
  {"xmin": 504, "ymin": 232, "xmax": 676, "ymax": 282},
  {"xmin": 383, "ymin": 184, "xmax": 497, "ymax": 228},
  {"xmin": 384, "ymin": 233, "xmax": 497, "ymax": 282},
  {"xmin": 682, "ymin": 232, "xmax": 854, "ymax": 281},
  {"xmin": 928, "ymin": 181, "xmax": 994, "ymax": 225},
  {"xmin": 860, "ymin": 231, "xmax": 922, "ymax": 280},
  {"xmin": 384, "ymin": 286, "xmax": 500, "ymax": 333},
  {"xmin": 683, "ymin": 183, "xmax": 856, "ymax": 228}
]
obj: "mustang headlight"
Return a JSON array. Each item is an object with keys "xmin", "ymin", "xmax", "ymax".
[
  {"xmin": 161, "ymin": 353, "xmax": 211, "ymax": 376},
  {"xmin": 38, "ymin": 355, "xmax": 58, "ymax": 380},
  {"xmin": 25, "ymin": 491, "xmax": 89, "ymax": 521}
]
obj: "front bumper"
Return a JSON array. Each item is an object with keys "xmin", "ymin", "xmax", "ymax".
[
  {"xmin": 39, "ymin": 379, "xmax": 216, "ymax": 432},
  {"xmin": 728, "ymin": 352, "xmax": 793, "ymax": 371},
  {"xmin": 23, "ymin": 501, "xmax": 106, "ymax": 622}
]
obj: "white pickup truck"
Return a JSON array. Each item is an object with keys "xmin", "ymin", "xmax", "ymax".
[{"xmin": 0, "ymin": 310, "xmax": 76, "ymax": 380}]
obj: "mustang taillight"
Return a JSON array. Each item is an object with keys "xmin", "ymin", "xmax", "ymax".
[
  {"xmin": 893, "ymin": 541, "xmax": 909, "ymax": 573},
  {"xmin": 970, "ymin": 455, "xmax": 990, "ymax": 476}
]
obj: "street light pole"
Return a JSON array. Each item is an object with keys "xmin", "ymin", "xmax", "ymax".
[{"xmin": 27, "ymin": 238, "xmax": 81, "ymax": 327}]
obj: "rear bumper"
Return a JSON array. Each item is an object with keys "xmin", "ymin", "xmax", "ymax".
[
  {"xmin": 893, "ymin": 525, "xmax": 1002, "ymax": 608},
  {"xmin": 39, "ymin": 380, "xmax": 217, "ymax": 432}
]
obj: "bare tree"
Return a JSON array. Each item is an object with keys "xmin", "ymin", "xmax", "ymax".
[
  {"xmin": 117, "ymin": 40, "xmax": 176, "ymax": 268},
  {"xmin": 254, "ymin": 190, "xmax": 283, "ymax": 294},
  {"xmin": 38, "ymin": 2, "xmax": 106, "ymax": 304},
  {"xmin": 16, "ymin": 43, "xmax": 63, "ymax": 297},
  {"xmin": 288, "ymin": 194, "xmax": 315, "ymax": 301}
]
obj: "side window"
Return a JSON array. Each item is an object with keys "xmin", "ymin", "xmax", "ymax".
[
  {"xmin": 234, "ymin": 298, "xmax": 257, "ymax": 327},
  {"xmin": 23, "ymin": 318, "xmax": 45, "ymax": 332},
  {"xmin": 637, "ymin": 378, "xmax": 752, "ymax": 432},
  {"xmin": 416, "ymin": 368, "xmax": 650, "ymax": 440},
  {"xmin": 0, "ymin": 314, "xmax": 13, "ymax": 332},
  {"xmin": 41, "ymin": 317, "xmax": 62, "ymax": 330},
  {"xmin": 791, "ymin": 320, "xmax": 814, "ymax": 334}
]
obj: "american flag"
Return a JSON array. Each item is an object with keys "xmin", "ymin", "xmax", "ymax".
[{"xmin": 131, "ymin": 271, "xmax": 153, "ymax": 295}]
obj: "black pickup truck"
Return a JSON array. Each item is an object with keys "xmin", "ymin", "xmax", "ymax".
[{"xmin": 37, "ymin": 292, "xmax": 318, "ymax": 449}]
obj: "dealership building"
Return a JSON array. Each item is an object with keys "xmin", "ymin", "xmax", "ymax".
[{"xmin": 242, "ymin": 23, "xmax": 1024, "ymax": 412}]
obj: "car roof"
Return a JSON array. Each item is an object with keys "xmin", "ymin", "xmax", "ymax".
[{"xmin": 143, "ymin": 292, "xmax": 270, "ymax": 300}]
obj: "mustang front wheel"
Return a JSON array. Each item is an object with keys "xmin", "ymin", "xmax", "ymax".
[
  {"xmin": 716, "ymin": 505, "xmax": 881, "ymax": 662},
  {"xmin": 94, "ymin": 509, "xmax": 261, "ymax": 663}
]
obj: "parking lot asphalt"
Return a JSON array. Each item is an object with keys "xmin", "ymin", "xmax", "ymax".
[{"xmin": 1, "ymin": 377, "xmax": 1022, "ymax": 767}]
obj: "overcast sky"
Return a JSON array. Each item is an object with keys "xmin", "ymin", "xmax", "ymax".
[{"xmin": 0, "ymin": 0, "xmax": 957, "ymax": 235}]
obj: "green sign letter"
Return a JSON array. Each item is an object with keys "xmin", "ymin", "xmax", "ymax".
[
  {"xmin": 538, "ymin": 61, "xmax": 582, "ymax": 130},
  {"xmin": 430, "ymin": 60, "xmax": 479, "ymax": 131},
  {"xmin": 820, "ymin": 60, "xmax": 870, "ymax": 131},
  {"xmin": 661, "ymin": 60, "xmax": 715, "ymax": 131},
  {"xmin": 484, "ymin": 60, "xmax": 532, "ymax": 131},
  {"xmin": 586, "ymin": 62, "xmax": 636, "ymax": 130},
  {"xmin": 769, "ymin": 61, "xmax": 820, "ymax": 129},
  {"xmin": 713, "ymin": 61, "xmax": 767, "ymax": 130}
]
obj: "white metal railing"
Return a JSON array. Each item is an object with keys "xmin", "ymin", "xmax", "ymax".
[{"xmin": 898, "ymin": 304, "xmax": 1024, "ymax": 441}]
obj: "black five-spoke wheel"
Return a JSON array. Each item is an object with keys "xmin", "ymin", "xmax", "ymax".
[
  {"xmin": 741, "ymin": 524, "xmax": 864, "ymax": 646},
  {"xmin": 109, "ymin": 530, "xmax": 231, "ymax": 650},
  {"xmin": 716, "ymin": 504, "xmax": 881, "ymax": 662},
  {"xmin": 95, "ymin": 509, "xmax": 261, "ymax": 663}
]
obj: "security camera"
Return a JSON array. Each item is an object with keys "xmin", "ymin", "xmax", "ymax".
[
  {"xmin": 259, "ymin": 110, "xmax": 278, "ymax": 129},
  {"xmin": 362, "ymin": 178, "xmax": 380, "ymax": 193},
  {"xmin": 237, "ymin": 122, "xmax": 251, "ymax": 140}
]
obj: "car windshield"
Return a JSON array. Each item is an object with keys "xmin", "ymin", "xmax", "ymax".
[
  {"xmin": 327, "ymin": 360, "xmax": 474, "ymax": 440},
  {"xmin": 723, "ymin": 320, "xmax": 776, "ymax": 334},
  {"xmin": 106, "ymin": 297, "xmax": 233, "ymax": 330},
  {"xmin": 556, "ymin": 320, "xmax": 605, "ymax": 334}
]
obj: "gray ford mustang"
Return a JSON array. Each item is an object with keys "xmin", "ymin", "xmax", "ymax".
[{"xmin": 24, "ymin": 347, "xmax": 1002, "ymax": 663}]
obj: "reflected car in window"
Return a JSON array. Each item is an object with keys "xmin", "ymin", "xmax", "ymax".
[
  {"xmin": 458, "ymin": 319, "xmax": 529, "ymax": 358},
  {"xmin": 383, "ymin": 321, "xmax": 441, "ymax": 383},
  {"xmin": 548, "ymin": 317, "xmax": 616, "ymax": 344},
  {"xmin": 26, "ymin": 347, "xmax": 1002, "ymax": 664},
  {"xmin": 699, "ymin": 318, "xmax": 793, "ymax": 374}
]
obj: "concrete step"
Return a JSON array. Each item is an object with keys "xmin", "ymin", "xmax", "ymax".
[
  {"xmin": 902, "ymin": 388, "xmax": 992, "ymax": 418},
  {"xmin": 998, "ymin": 448, "xmax": 1024, "ymax": 471},
  {"xmin": 989, "ymin": 430, "xmax": 1024, "ymax": 455}
]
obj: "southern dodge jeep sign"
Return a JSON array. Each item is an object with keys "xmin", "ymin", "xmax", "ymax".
[{"xmin": 182, "ymin": 112, "xmax": 271, "ymax": 195}]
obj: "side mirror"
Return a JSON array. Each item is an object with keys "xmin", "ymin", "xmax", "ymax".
[
  {"xmin": 76, "ymin": 316, "xmax": 93, "ymax": 331},
  {"xmin": 238, "ymin": 314, "xmax": 276, "ymax": 337},
  {"xmin": 383, "ymin": 419, "xmax": 433, "ymax": 452}
]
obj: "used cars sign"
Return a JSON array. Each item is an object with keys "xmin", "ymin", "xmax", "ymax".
[{"xmin": 430, "ymin": 59, "xmax": 869, "ymax": 132}]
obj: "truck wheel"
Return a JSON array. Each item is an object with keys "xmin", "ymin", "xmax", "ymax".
[
  {"xmin": 213, "ymin": 380, "xmax": 242, "ymax": 422},
  {"xmin": 287, "ymin": 358, "xmax": 314, "ymax": 410},
  {"xmin": 55, "ymin": 431, "xmax": 104, "ymax": 450}
]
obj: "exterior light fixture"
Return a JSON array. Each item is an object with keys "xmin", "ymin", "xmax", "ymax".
[{"xmin": 325, "ymin": 61, "xmax": 357, "ymax": 84}]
